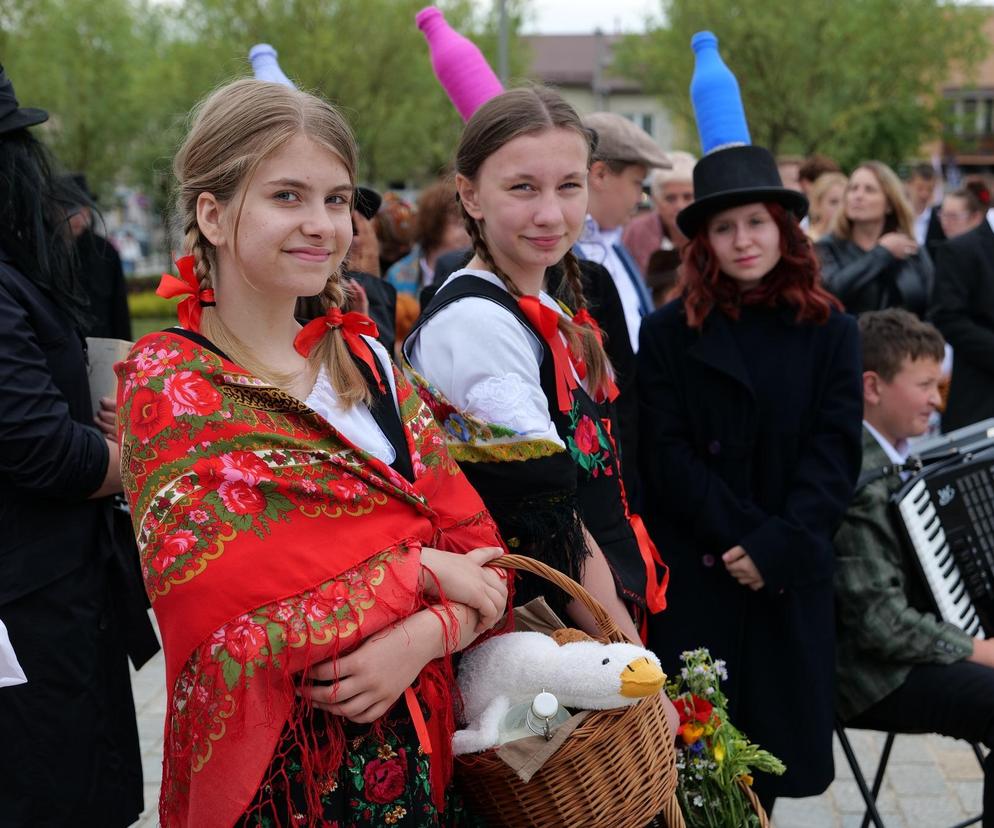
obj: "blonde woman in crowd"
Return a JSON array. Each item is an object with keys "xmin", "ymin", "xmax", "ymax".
[
  {"xmin": 815, "ymin": 161, "xmax": 933, "ymax": 316},
  {"xmin": 805, "ymin": 171, "xmax": 847, "ymax": 242}
]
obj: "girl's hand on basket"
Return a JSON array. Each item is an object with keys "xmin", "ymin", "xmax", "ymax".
[
  {"xmin": 300, "ymin": 603, "xmax": 481, "ymax": 723},
  {"xmin": 419, "ymin": 546, "xmax": 508, "ymax": 633}
]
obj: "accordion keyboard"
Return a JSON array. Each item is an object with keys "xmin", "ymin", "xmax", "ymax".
[{"xmin": 894, "ymin": 455, "xmax": 994, "ymax": 639}]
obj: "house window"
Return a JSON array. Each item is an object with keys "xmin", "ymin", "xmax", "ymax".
[
  {"xmin": 621, "ymin": 112, "xmax": 655, "ymax": 139},
  {"xmin": 963, "ymin": 98, "xmax": 977, "ymax": 135},
  {"xmin": 983, "ymin": 99, "xmax": 994, "ymax": 135}
]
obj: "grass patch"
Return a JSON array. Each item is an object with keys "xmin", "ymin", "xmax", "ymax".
[{"xmin": 132, "ymin": 316, "xmax": 175, "ymax": 339}]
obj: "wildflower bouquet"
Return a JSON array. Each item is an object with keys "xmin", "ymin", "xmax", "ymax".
[{"xmin": 667, "ymin": 648, "xmax": 785, "ymax": 827}]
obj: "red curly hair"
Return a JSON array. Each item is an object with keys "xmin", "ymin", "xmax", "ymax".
[{"xmin": 679, "ymin": 202, "xmax": 842, "ymax": 329}]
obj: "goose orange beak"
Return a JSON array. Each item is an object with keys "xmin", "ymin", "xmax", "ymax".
[{"xmin": 619, "ymin": 656, "xmax": 666, "ymax": 698}]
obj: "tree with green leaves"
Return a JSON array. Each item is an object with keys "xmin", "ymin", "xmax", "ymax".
[
  {"xmin": 619, "ymin": 0, "xmax": 987, "ymax": 168},
  {"xmin": 1, "ymin": 0, "xmax": 525, "ymax": 200}
]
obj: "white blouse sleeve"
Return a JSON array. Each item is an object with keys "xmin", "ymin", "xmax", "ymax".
[{"xmin": 408, "ymin": 297, "xmax": 564, "ymax": 446}]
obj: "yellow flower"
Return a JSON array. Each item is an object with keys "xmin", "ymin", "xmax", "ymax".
[
  {"xmin": 740, "ymin": 774, "xmax": 754, "ymax": 786},
  {"xmin": 681, "ymin": 723, "xmax": 705, "ymax": 745},
  {"xmin": 714, "ymin": 743, "xmax": 725, "ymax": 763},
  {"xmin": 377, "ymin": 745, "xmax": 397, "ymax": 760}
]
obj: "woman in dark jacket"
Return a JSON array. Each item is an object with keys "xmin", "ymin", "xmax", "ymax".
[
  {"xmin": 816, "ymin": 161, "xmax": 933, "ymax": 316},
  {"xmin": 638, "ymin": 142, "xmax": 863, "ymax": 811},
  {"xmin": 0, "ymin": 67, "xmax": 156, "ymax": 827}
]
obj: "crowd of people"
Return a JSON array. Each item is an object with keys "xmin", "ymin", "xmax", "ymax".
[{"xmin": 2, "ymin": 19, "xmax": 994, "ymax": 828}]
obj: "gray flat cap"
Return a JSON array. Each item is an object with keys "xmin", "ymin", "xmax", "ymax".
[{"xmin": 583, "ymin": 112, "xmax": 671, "ymax": 169}]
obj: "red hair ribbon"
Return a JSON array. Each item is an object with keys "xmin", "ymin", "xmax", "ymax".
[
  {"xmin": 294, "ymin": 307, "xmax": 385, "ymax": 392},
  {"xmin": 600, "ymin": 417, "xmax": 669, "ymax": 624},
  {"xmin": 570, "ymin": 308, "xmax": 619, "ymax": 403},
  {"xmin": 156, "ymin": 255, "xmax": 215, "ymax": 333},
  {"xmin": 518, "ymin": 295, "xmax": 577, "ymax": 413}
]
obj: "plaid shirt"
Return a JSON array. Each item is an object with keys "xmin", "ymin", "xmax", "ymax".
[{"xmin": 833, "ymin": 426, "xmax": 974, "ymax": 721}]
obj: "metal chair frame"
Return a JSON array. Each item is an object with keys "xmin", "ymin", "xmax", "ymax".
[{"xmin": 834, "ymin": 722, "xmax": 985, "ymax": 828}]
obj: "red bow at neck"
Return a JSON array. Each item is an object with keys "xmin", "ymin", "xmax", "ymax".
[
  {"xmin": 294, "ymin": 307, "xmax": 385, "ymax": 392},
  {"xmin": 517, "ymin": 295, "xmax": 578, "ymax": 413},
  {"xmin": 570, "ymin": 309, "xmax": 619, "ymax": 404},
  {"xmin": 156, "ymin": 255, "xmax": 215, "ymax": 333}
]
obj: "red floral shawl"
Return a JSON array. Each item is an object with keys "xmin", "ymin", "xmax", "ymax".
[{"xmin": 116, "ymin": 331, "xmax": 502, "ymax": 828}]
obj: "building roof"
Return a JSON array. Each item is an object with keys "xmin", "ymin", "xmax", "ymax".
[{"xmin": 522, "ymin": 34, "xmax": 643, "ymax": 93}]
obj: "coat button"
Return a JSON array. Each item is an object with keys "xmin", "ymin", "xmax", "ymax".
[
  {"xmin": 702, "ymin": 553, "xmax": 716, "ymax": 568},
  {"xmin": 708, "ymin": 440, "xmax": 721, "ymax": 455}
]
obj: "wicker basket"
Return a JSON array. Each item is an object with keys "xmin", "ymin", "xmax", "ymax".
[{"xmin": 454, "ymin": 554, "xmax": 684, "ymax": 828}]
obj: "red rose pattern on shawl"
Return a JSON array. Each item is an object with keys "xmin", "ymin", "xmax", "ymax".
[
  {"xmin": 167, "ymin": 549, "xmax": 403, "ymax": 791},
  {"xmin": 115, "ymin": 331, "xmax": 482, "ymax": 825}
]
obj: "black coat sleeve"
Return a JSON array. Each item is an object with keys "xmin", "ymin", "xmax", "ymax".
[
  {"xmin": 932, "ymin": 240, "xmax": 994, "ymax": 375},
  {"xmin": 816, "ymin": 238, "xmax": 896, "ymax": 304},
  {"xmin": 638, "ymin": 314, "xmax": 771, "ymax": 551},
  {"xmin": 0, "ymin": 278, "xmax": 108, "ymax": 498},
  {"xmin": 740, "ymin": 314, "xmax": 863, "ymax": 591}
]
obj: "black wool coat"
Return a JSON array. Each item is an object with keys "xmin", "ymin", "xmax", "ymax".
[
  {"xmin": 931, "ymin": 220, "xmax": 994, "ymax": 432},
  {"xmin": 0, "ymin": 246, "xmax": 157, "ymax": 825},
  {"xmin": 637, "ymin": 299, "xmax": 862, "ymax": 799}
]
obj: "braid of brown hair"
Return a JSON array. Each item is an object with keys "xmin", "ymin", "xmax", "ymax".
[
  {"xmin": 560, "ymin": 249, "xmax": 588, "ymax": 311},
  {"xmin": 556, "ymin": 249, "xmax": 611, "ymax": 396},
  {"xmin": 318, "ymin": 268, "xmax": 371, "ymax": 406},
  {"xmin": 184, "ymin": 223, "xmax": 213, "ymax": 291}
]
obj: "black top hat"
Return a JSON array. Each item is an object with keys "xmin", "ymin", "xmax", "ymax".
[
  {"xmin": 0, "ymin": 65, "xmax": 48, "ymax": 136},
  {"xmin": 676, "ymin": 32, "xmax": 807, "ymax": 238},
  {"xmin": 676, "ymin": 144, "xmax": 808, "ymax": 238}
]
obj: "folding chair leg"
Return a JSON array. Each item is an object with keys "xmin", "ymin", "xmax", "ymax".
[
  {"xmin": 835, "ymin": 724, "xmax": 888, "ymax": 828},
  {"xmin": 946, "ymin": 817, "xmax": 982, "ymax": 828},
  {"xmin": 860, "ymin": 733, "xmax": 895, "ymax": 828}
]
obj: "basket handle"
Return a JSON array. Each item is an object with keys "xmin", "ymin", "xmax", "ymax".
[{"xmin": 489, "ymin": 554, "xmax": 629, "ymax": 644}]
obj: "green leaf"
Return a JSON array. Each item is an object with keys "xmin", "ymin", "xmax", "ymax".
[
  {"xmin": 615, "ymin": 0, "xmax": 987, "ymax": 167},
  {"xmin": 220, "ymin": 655, "xmax": 242, "ymax": 690},
  {"xmin": 265, "ymin": 621, "xmax": 286, "ymax": 655}
]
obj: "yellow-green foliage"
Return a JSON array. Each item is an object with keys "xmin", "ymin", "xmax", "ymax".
[{"xmin": 129, "ymin": 290, "xmax": 178, "ymax": 319}]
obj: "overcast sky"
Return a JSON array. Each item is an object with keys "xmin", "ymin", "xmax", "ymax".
[{"xmin": 521, "ymin": 0, "xmax": 661, "ymax": 34}]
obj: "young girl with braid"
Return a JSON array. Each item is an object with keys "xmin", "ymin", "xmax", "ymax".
[
  {"xmin": 404, "ymin": 88, "xmax": 672, "ymax": 690},
  {"xmin": 116, "ymin": 79, "xmax": 508, "ymax": 827}
]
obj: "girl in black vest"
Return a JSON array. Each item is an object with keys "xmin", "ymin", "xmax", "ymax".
[{"xmin": 404, "ymin": 87, "xmax": 671, "ymax": 681}]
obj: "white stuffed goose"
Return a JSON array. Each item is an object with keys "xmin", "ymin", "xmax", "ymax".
[{"xmin": 453, "ymin": 630, "xmax": 666, "ymax": 755}]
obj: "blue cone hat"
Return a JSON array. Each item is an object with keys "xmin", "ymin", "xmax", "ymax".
[{"xmin": 676, "ymin": 31, "xmax": 807, "ymax": 237}]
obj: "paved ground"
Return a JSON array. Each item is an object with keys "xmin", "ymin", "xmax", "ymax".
[{"xmin": 128, "ymin": 639, "xmax": 986, "ymax": 827}]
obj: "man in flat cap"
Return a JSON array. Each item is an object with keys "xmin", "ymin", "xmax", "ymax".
[{"xmin": 577, "ymin": 112, "xmax": 670, "ymax": 353}]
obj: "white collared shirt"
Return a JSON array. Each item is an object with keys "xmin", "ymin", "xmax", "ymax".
[
  {"xmin": 576, "ymin": 215, "xmax": 643, "ymax": 352},
  {"xmin": 304, "ymin": 338, "xmax": 399, "ymax": 465},
  {"xmin": 913, "ymin": 206, "xmax": 933, "ymax": 246}
]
